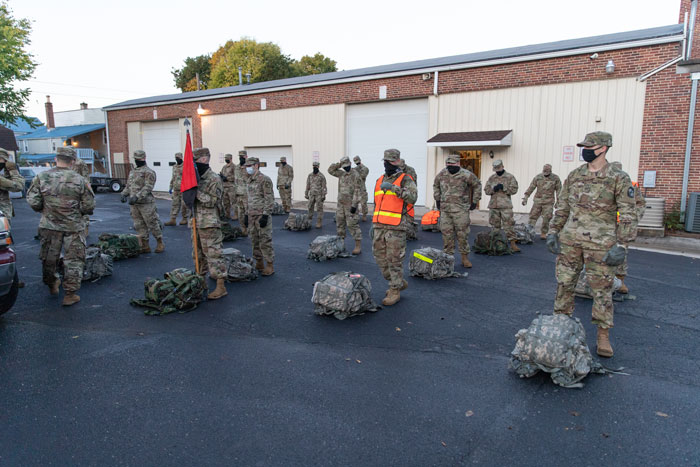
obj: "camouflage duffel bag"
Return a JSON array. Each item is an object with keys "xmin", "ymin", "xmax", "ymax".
[
  {"xmin": 283, "ymin": 212, "xmax": 311, "ymax": 231},
  {"xmin": 82, "ymin": 246, "xmax": 113, "ymax": 282},
  {"xmin": 420, "ymin": 210, "xmax": 441, "ymax": 232},
  {"xmin": 130, "ymin": 268, "xmax": 207, "ymax": 316},
  {"xmin": 221, "ymin": 222, "xmax": 243, "ymax": 241},
  {"xmin": 574, "ymin": 267, "xmax": 625, "ymax": 301},
  {"xmin": 307, "ymin": 235, "xmax": 351, "ymax": 261},
  {"xmin": 271, "ymin": 202, "xmax": 286, "ymax": 215},
  {"xmin": 409, "ymin": 247, "xmax": 464, "ymax": 280},
  {"xmin": 312, "ymin": 271, "xmax": 379, "ymax": 320},
  {"xmin": 473, "ymin": 229, "xmax": 512, "ymax": 256},
  {"xmin": 406, "ymin": 220, "xmax": 418, "ymax": 241},
  {"xmin": 514, "ymin": 223, "xmax": 535, "ymax": 244},
  {"xmin": 223, "ymin": 248, "xmax": 258, "ymax": 281},
  {"xmin": 96, "ymin": 233, "xmax": 141, "ymax": 260}
]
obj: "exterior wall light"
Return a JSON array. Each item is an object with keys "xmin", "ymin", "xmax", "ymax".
[
  {"xmin": 197, "ymin": 104, "xmax": 205, "ymax": 115},
  {"xmin": 605, "ymin": 60, "xmax": 615, "ymax": 74}
]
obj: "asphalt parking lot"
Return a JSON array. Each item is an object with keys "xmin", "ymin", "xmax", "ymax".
[{"xmin": 2, "ymin": 192, "xmax": 699, "ymax": 466}]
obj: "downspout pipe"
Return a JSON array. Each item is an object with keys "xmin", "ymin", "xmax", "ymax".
[{"xmin": 682, "ymin": 0, "xmax": 699, "ymax": 222}]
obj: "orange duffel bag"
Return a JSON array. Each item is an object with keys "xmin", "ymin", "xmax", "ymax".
[{"xmin": 420, "ymin": 210, "xmax": 440, "ymax": 232}]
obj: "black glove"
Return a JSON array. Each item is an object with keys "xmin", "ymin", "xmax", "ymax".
[
  {"xmin": 285, "ymin": 184, "xmax": 291, "ymax": 189},
  {"xmin": 493, "ymin": 183, "xmax": 504, "ymax": 192},
  {"xmin": 546, "ymin": 233, "xmax": 561, "ymax": 255},
  {"xmin": 221, "ymin": 175, "xmax": 228, "ymax": 182},
  {"xmin": 259, "ymin": 214, "xmax": 269, "ymax": 228},
  {"xmin": 128, "ymin": 196, "xmax": 137, "ymax": 205},
  {"xmin": 603, "ymin": 245, "xmax": 627, "ymax": 266},
  {"xmin": 243, "ymin": 215, "xmax": 249, "ymax": 228},
  {"xmin": 120, "ymin": 194, "xmax": 128, "ymax": 203},
  {"xmin": 470, "ymin": 203, "xmax": 477, "ymax": 211},
  {"xmin": 350, "ymin": 206, "xmax": 357, "ymax": 214},
  {"xmin": 435, "ymin": 200, "xmax": 441, "ymax": 211}
]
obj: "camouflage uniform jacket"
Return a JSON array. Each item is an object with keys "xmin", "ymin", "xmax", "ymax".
[
  {"xmin": 433, "ymin": 168, "xmax": 482, "ymax": 213},
  {"xmin": 234, "ymin": 164, "xmax": 249, "ymax": 196},
  {"xmin": 26, "ymin": 167, "xmax": 95, "ymax": 232},
  {"xmin": 169, "ymin": 164, "xmax": 183, "ymax": 191},
  {"xmin": 305, "ymin": 172, "xmax": 327, "ymax": 197},
  {"xmin": 74, "ymin": 158, "xmax": 91, "ymax": 179},
  {"xmin": 328, "ymin": 163, "xmax": 362, "ymax": 208},
  {"xmin": 277, "ymin": 164, "xmax": 294, "ymax": 188},
  {"xmin": 402, "ymin": 163, "xmax": 417, "ymax": 185},
  {"xmin": 634, "ymin": 184, "xmax": 646, "ymax": 220},
  {"xmin": 484, "ymin": 171, "xmax": 518, "ymax": 209},
  {"xmin": 123, "ymin": 165, "xmax": 156, "ymax": 204},
  {"xmin": 375, "ymin": 170, "xmax": 418, "ymax": 232},
  {"xmin": 549, "ymin": 162, "xmax": 637, "ymax": 250},
  {"xmin": 524, "ymin": 173, "xmax": 562, "ymax": 204},
  {"xmin": 0, "ymin": 166, "xmax": 25, "ymax": 216},
  {"xmin": 194, "ymin": 168, "xmax": 223, "ymax": 229},
  {"xmin": 220, "ymin": 162, "xmax": 236, "ymax": 188},
  {"xmin": 247, "ymin": 171, "xmax": 274, "ymax": 216},
  {"xmin": 352, "ymin": 165, "xmax": 369, "ymax": 191}
]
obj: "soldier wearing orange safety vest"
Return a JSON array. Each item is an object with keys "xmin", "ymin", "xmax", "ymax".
[{"xmin": 372, "ymin": 148, "xmax": 418, "ymax": 306}]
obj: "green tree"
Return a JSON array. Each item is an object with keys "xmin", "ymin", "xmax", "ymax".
[
  {"xmin": 171, "ymin": 54, "xmax": 211, "ymax": 92},
  {"xmin": 0, "ymin": 2, "xmax": 37, "ymax": 126},
  {"xmin": 209, "ymin": 38, "xmax": 293, "ymax": 88},
  {"xmin": 292, "ymin": 53, "xmax": 337, "ymax": 76}
]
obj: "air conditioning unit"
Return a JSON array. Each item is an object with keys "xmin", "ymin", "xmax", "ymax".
[
  {"xmin": 639, "ymin": 197, "xmax": 664, "ymax": 229},
  {"xmin": 685, "ymin": 192, "xmax": 700, "ymax": 233}
]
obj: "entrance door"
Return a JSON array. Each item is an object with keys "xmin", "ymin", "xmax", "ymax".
[
  {"xmin": 459, "ymin": 150, "xmax": 482, "ymax": 208},
  {"xmin": 142, "ymin": 120, "xmax": 181, "ymax": 192},
  {"xmin": 245, "ymin": 146, "xmax": 293, "ymax": 199}
]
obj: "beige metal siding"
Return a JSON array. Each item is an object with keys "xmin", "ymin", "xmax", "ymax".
[{"xmin": 126, "ymin": 121, "xmax": 142, "ymax": 161}]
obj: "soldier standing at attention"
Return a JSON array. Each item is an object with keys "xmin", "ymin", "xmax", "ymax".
[
  {"xmin": 234, "ymin": 150, "xmax": 250, "ymax": 236},
  {"xmin": 522, "ymin": 164, "xmax": 562, "ymax": 240},
  {"xmin": 433, "ymin": 154, "xmax": 482, "ymax": 268},
  {"xmin": 72, "ymin": 156, "xmax": 93, "ymax": 237},
  {"xmin": 165, "ymin": 152, "xmax": 190, "ymax": 226},
  {"xmin": 484, "ymin": 159, "xmax": 520, "ymax": 252},
  {"xmin": 547, "ymin": 132, "xmax": 637, "ymax": 358},
  {"xmin": 27, "ymin": 147, "xmax": 95, "ymax": 306},
  {"xmin": 220, "ymin": 153, "xmax": 237, "ymax": 220},
  {"xmin": 328, "ymin": 156, "xmax": 362, "ymax": 255},
  {"xmin": 0, "ymin": 148, "xmax": 26, "ymax": 219},
  {"xmin": 352, "ymin": 156, "xmax": 370, "ymax": 222},
  {"xmin": 372, "ymin": 149, "xmax": 417, "ymax": 306},
  {"xmin": 277, "ymin": 156, "xmax": 294, "ymax": 213},
  {"xmin": 192, "ymin": 148, "xmax": 228, "ymax": 299},
  {"xmin": 120, "ymin": 150, "xmax": 164, "ymax": 254},
  {"xmin": 305, "ymin": 161, "xmax": 327, "ymax": 229},
  {"xmin": 244, "ymin": 157, "xmax": 275, "ymax": 276}
]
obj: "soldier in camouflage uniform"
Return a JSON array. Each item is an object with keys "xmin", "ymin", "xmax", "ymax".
[
  {"xmin": 433, "ymin": 154, "xmax": 482, "ymax": 268},
  {"xmin": 372, "ymin": 149, "xmax": 418, "ymax": 306},
  {"xmin": 72, "ymin": 157, "xmax": 93, "ymax": 237},
  {"xmin": 547, "ymin": 132, "xmax": 637, "ymax": 358},
  {"xmin": 191, "ymin": 148, "xmax": 227, "ymax": 299},
  {"xmin": 243, "ymin": 157, "xmax": 275, "ymax": 275},
  {"xmin": 484, "ymin": 159, "xmax": 520, "ymax": 252},
  {"xmin": 399, "ymin": 159, "xmax": 417, "ymax": 186},
  {"xmin": 522, "ymin": 164, "xmax": 562, "ymax": 240},
  {"xmin": 352, "ymin": 156, "xmax": 370, "ymax": 222},
  {"xmin": 220, "ymin": 153, "xmax": 237, "ymax": 220},
  {"xmin": 27, "ymin": 147, "xmax": 95, "ymax": 306},
  {"xmin": 305, "ymin": 161, "xmax": 327, "ymax": 228},
  {"xmin": 328, "ymin": 156, "xmax": 362, "ymax": 255},
  {"xmin": 0, "ymin": 149, "xmax": 25, "ymax": 219},
  {"xmin": 277, "ymin": 156, "xmax": 294, "ymax": 213},
  {"xmin": 234, "ymin": 150, "xmax": 250, "ymax": 236},
  {"xmin": 120, "ymin": 150, "xmax": 164, "ymax": 253},
  {"xmin": 165, "ymin": 152, "xmax": 190, "ymax": 226}
]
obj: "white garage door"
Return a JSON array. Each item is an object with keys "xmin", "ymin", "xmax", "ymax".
[
  {"xmin": 142, "ymin": 120, "xmax": 181, "ymax": 192},
  {"xmin": 347, "ymin": 99, "xmax": 429, "ymax": 205},
  {"xmin": 245, "ymin": 146, "xmax": 293, "ymax": 199}
]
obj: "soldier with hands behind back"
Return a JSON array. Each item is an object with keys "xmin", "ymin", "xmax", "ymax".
[
  {"xmin": 305, "ymin": 161, "xmax": 327, "ymax": 229},
  {"xmin": 165, "ymin": 152, "xmax": 190, "ymax": 226}
]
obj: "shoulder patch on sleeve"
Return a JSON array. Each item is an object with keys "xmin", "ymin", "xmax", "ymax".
[{"xmin": 627, "ymin": 187, "xmax": 635, "ymax": 198}]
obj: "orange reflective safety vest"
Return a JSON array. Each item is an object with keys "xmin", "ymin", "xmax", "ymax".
[{"xmin": 373, "ymin": 174, "xmax": 415, "ymax": 225}]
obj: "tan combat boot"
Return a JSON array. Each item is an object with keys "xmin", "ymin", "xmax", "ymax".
[
  {"xmin": 155, "ymin": 237, "xmax": 165, "ymax": 253},
  {"xmin": 255, "ymin": 258, "xmax": 264, "ymax": 271},
  {"xmin": 510, "ymin": 240, "xmax": 521, "ymax": 253},
  {"xmin": 240, "ymin": 227, "xmax": 248, "ymax": 237},
  {"xmin": 164, "ymin": 217, "xmax": 176, "ymax": 226},
  {"xmin": 50, "ymin": 278, "xmax": 61, "ymax": 295},
  {"xmin": 382, "ymin": 288, "xmax": 401, "ymax": 306},
  {"xmin": 616, "ymin": 275, "xmax": 629, "ymax": 294},
  {"xmin": 399, "ymin": 279, "xmax": 408, "ymax": 291},
  {"xmin": 361, "ymin": 214, "xmax": 367, "ymax": 222},
  {"xmin": 207, "ymin": 278, "xmax": 228, "ymax": 300},
  {"xmin": 352, "ymin": 239, "xmax": 362, "ymax": 255},
  {"xmin": 461, "ymin": 253, "xmax": 472, "ymax": 268},
  {"xmin": 179, "ymin": 217, "xmax": 188, "ymax": 225},
  {"xmin": 596, "ymin": 327, "xmax": 614, "ymax": 357},
  {"xmin": 140, "ymin": 237, "xmax": 151, "ymax": 254},
  {"xmin": 262, "ymin": 261, "xmax": 274, "ymax": 276},
  {"xmin": 62, "ymin": 293, "xmax": 80, "ymax": 306},
  {"xmin": 540, "ymin": 233, "xmax": 547, "ymax": 240},
  {"xmin": 316, "ymin": 217, "xmax": 322, "ymax": 229}
]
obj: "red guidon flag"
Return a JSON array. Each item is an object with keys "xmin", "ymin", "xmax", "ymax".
[{"xmin": 180, "ymin": 129, "xmax": 198, "ymax": 210}]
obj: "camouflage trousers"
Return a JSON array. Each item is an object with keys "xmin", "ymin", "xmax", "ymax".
[
  {"xmin": 193, "ymin": 226, "xmax": 226, "ymax": 279},
  {"xmin": 169, "ymin": 190, "xmax": 190, "ymax": 220},
  {"xmin": 616, "ymin": 258, "xmax": 628, "ymax": 278},
  {"xmin": 372, "ymin": 227, "xmax": 407, "ymax": 290},
  {"xmin": 528, "ymin": 200, "xmax": 554, "ymax": 235},
  {"xmin": 39, "ymin": 228, "xmax": 85, "ymax": 293},
  {"xmin": 221, "ymin": 184, "xmax": 236, "ymax": 218},
  {"xmin": 234, "ymin": 193, "xmax": 247, "ymax": 226},
  {"xmin": 249, "ymin": 214, "xmax": 274, "ymax": 263},
  {"xmin": 554, "ymin": 243, "xmax": 615, "ymax": 329},
  {"xmin": 0, "ymin": 200, "xmax": 14, "ymax": 218},
  {"xmin": 307, "ymin": 194, "xmax": 324, "ymax": 220},
  {"xmin": 440, "ymin": 209, "xmax": 471, "ymax": 255},
  {"xmin": 336, "ymin": 205, "xmax": 362, "ymax": 240},
  {"xmin": 489, "ymin": 208, "xmax": 516, "ymax": 241},
  {"xmin": 278, "ymin": 186, "xmax": 292, "ymax": 212},
  {"xmin": 131, "ymin": 202, "xmax": 163, "ymax": 240},
  {"xmin": 358, "ymin": 189, "xmax": 368, "ymax": 216}
]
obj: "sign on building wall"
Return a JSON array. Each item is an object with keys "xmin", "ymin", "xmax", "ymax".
[
  {"xmin": 562, "ymin": 145, "xmax": 575, "ymax": 162},
  {"xmin": 313, "ymin": 151, "xmax": 320, "ymax": 163},
  {"xmin": 643, "ymin": 170, "xmax": 656, "ymax": 188}
]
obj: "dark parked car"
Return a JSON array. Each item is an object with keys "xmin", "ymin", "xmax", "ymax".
[{"xmin": 0, "ymin": 214, "xmax": 18, "ymax": 315}]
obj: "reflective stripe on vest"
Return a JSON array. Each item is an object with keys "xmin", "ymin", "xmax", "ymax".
[{"xmin": 372, "ymin": 174, "xmax": 415, "ymax": 225}]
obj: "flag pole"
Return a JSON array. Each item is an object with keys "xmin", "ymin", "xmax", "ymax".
[{"xmin": 181, "ymin": 119, "xmax": 201, "ymax": 275}]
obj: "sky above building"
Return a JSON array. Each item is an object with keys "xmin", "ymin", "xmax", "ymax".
[{"xmin": 11, "ymin": 0, "xmax": 682, "ymax": 121}]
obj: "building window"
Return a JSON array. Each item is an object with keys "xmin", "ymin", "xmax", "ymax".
[{"xmin": 52, "ymin": 142, "xmax": 57, "ymax": 151}]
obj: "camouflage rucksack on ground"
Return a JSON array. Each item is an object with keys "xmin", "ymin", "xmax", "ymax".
[
  {"xmin": 223, "ymin": 248, "xmax": 258, "ymax": 281},
  {"xmin": 307, "ymin": 235, "xmax": 351, "ymax": 261},
  {"xmin": 473, "ymin": 229, "xmax": 512, "ymax": 256},
  {"xmin": 312, "ymin": 271, "xmax": 379, "ymax": 320},
  {"xmin": 283, "ymin": 212, "xmax": 311, "ymax": 231},
  {"xmin": 575, "ymin": 268, "xmax": 629, "ymax": 302},
  {"xmin": 130, "ymin": 268, "xmax": 207, "ymax": 316},
  {"xmin": 82, "ymin": 246, "xmax": 113, "ymax": 282},
  {"xmin": 406, "ymin": 220, "xmax": 418, "ymax": 241},
  {"xmin": 96, "ymin": 233, "xmax": 141, "ymax": 260},
  {"xmin": 514, "ymin": 223, "xmax": 535, "ymax": 244},
  {"xmin": 409, "ymin": 247, "xmax": 466, "ymax": 280},
  {"xmin": 221, "ymin": 222, "xmax": 243, "ymax": 241},
  {"xmin": 420, "ymin": 210, "xmax": 441, "ymax": 232},
  {"xmin": 271, "ymin": 202, "xmax": 286, "ymax": 215}
]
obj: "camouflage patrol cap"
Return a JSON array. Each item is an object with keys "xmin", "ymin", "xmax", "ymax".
[
  {"xmin": 175, "ymin": 152, "xmax": 183, "ymax": 159},
  {"xmin": 340, "ymin": 156, "xmax": 351, "ymax": 167},
  {"xmin": 0, "ymin": 148, "xmax": 9, "ymax": 161},
  {"xmin": 238, "ymin": 150, "xmax": 247, "ymax": 157},
  {"xmin": 577, "ymin": 131, "xmax": 612, "ymax": 147},
  {"xmin": 244, "ymin": 156, "xmax": 260, "ymax": 166},
  {"xmin": 492, "ymin": 159, "xmax": 504, "ymax": 168},
  {"xmin": 57, "ymin": 147, "xmax": 77, "ymax": 160},
  {"xmin": 353, "ymin": 156, "xmax": 361, "ymax": 164},
  {"xmin": 280, "ymin": 156, "xmax": 287, "ymax": 162},
  {"xmin": 383, "ymin": 149, "xmax": 401, "ymax": 162},
  {"xmin": 446, "ymin": 154, "xmax": 460, "ymax": 165},
  {"xmin": 193, "ymin": 147, "xmax": 210, "ymax": 160},
  {"xmin": 312, "ymin": 161, "xmax": 320, "ymax": 167},
  {"xmin": 133, "ymin": 150, "xmax": 146, "ymax": 161},
  {"xmin": 224, "ymin": 153, "xmax": 233, "ymax": 160},
  {"xmin": 543, "ymin": 164, "xmax": 552, "ymax": 170}
]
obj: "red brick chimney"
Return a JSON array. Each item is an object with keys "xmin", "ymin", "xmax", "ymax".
[
  {"xmin": 45, "ymin": 95, "xmax": 55, "ymax": 129},
  {"xmin": 80, "ymin": 102, "xmax": 88, "ymax": 110}
]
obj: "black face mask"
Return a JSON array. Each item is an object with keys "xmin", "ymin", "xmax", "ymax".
[
  {"xmin": 343, "ymin": 165, "xmax": 351, "ymax": 172},
  {"xmin": 446, "ymin": 165, "xmax": 460, "ymax": 175},
  {"xmin": 496, "ymin": 169, "xmax": 504, "ymax": 176},
  {"xmin": 543, "ymin": 173, "xmax": 550, "ymax": 177},
  {"xmin": 0, "ymin": 163, "xmax": 5, "ymax": 171},
  {"xmin": 196, "ymin": 162, "xmax": 209, "ymax": 176},
  {"xmin": 313, "ymin": 167, "xmax": 319, "ymax": 174},
  {"xmin": 384, "ymin": 160, "xmax": 399, "ymax": 176},
  {"xmin": 281, "ymin": 162, "xmax": 286, "ymax": 166},
  {"xmin": 176, "ymin": 158, "xmax": 183, "ymax": 165},
  {"xmin": 239, "ymin": 156, "xmax": 246, "ymax": 165},
  {"xmin": 225, "ymin": 159, "xmax": 231, "ymax": 164},
  {"xmin": 135, "ymin": 160, "xmax": 146, "ymax": 168},
  {"xmin": 581, "ymin": 148, "xmax": 598, "ymax": 163}
]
